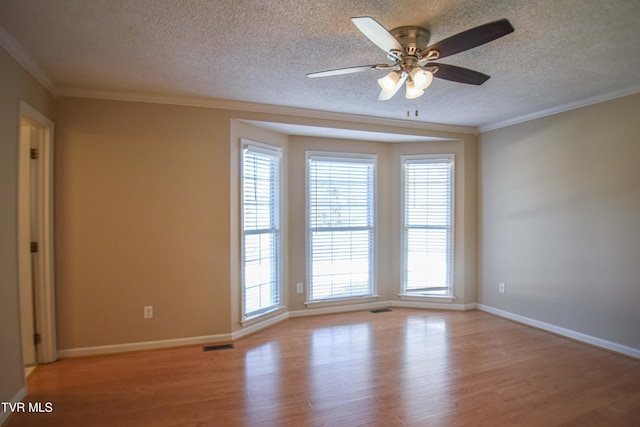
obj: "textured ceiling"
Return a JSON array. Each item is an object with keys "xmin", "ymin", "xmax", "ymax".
[{"xmin": 1, "ymin": 0, "xmax": 639, "ymax": 130}]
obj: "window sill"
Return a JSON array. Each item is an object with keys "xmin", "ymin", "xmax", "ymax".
[
  {"xmin": 398, "ymin": 294, "xmax": 455, "ymax": 303},
  {"xmin": 241, "ymin": 306, "xmax": 287, "ymax": 327},
  {"xmin": 305, "ymin": 295, "xmax": 380, "ymax": 309}
]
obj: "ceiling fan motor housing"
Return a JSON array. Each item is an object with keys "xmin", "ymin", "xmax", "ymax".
[
  {"xmin": 388, "ymin": 26, "xmax": 432, "ymax": 74},
  {"xmin": 390, "ymin": 26, "xmax": 431, "ymax": 56}
]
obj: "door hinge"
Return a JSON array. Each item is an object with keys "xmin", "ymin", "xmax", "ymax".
[
  {"xmin": 30, "ymin": 242, "xmax": 38, "ymax": 253},
  {"xmin": 30, "ymin": 148, "xmax": 39, "ymax": 159},
  {"xmin": 33, "ymin": 333, "xmax": 41, "ymax": 345}
]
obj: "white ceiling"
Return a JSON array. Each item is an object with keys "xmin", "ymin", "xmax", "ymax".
[{"xmin": 1, "ymin": 0, "xmax": 639, "ymax": 131}]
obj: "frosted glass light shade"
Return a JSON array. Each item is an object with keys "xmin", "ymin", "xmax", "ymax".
[
  {"xmin": 378, "ymin": 72, "xmax": 400, "ymax": 91},
  {"xmin": 410, "ymin": 67, "xmax": 433, "ymax": 90},
  {"xmin": 405, "ymin": 80, "xmax": 424, "ymax": 99}
]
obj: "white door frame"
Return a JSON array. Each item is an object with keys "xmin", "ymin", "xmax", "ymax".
[{"xmin": 18, "ymin": 101, "xmax": 56, "ymax": 364}]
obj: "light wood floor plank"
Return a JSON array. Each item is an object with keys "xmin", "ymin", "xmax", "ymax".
[{"xmin": 6, "ymin": 309, "xmax": 640, "ymax": 426}]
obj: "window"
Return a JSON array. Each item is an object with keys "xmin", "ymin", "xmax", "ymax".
[
  {"xmin": 307, "ymin": 153, "xmax": 375, "ymax": 301},
  {"xmin": 241, "ymin": 142, "xmax": 282, "ymax": 318},
  {"xmin": 402, "ymin": 155, "xmax": 454, "ymax": 296}
]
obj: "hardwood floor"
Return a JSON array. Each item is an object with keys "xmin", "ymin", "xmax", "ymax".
[{"xmin": 7, "ymin": 309, "xmax": 640, "ymax": 426}]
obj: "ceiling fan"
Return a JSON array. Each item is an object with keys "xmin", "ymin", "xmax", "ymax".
[{"xmin": 307, "ymin": 17, "xmax": 514, "ymax": 100}]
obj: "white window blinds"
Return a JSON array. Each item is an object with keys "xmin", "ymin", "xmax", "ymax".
[
  {"xmin": 403, "ymin": 155, "xmax": 454, "ymax": 295},
  {"xmin": 242, "ymin": 143, "xmax": 282, "ymax": 318},
  {"xmin": 308, "ymin": 154, "xmax": 375, "ymax": 301}
]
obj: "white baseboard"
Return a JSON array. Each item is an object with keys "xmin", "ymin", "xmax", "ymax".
[
  {"xmin": 289, "ymin": 299, "xmax": 476, "ymax": 317},
  {"xmin": 57, "ymin": 333, "xmax": 233, "ymax": 358},
  {"xmin": 289, "ymin": 300, "xmax": 389, "ymax": 318},
  {"xmin": 232, "ymin": 311, "xmax": 290, "ymax": 341},
  {"xmin": 392, "ymin": 300, "xmax": 477, "ymax": 311},
  {"xmin": 477, "ymin": 304, "xmax": 640, "ymax": 359},
  {"xmin": 63, "ymin": 301, "xmax": 638, "ymax": 360},
  {"xmin": 0, "ymin": 387, "xmax": 26, "ymax": 426},
  {"xmin": 57, "ymin": 301, "xmax": 481, "ymax": 358}
]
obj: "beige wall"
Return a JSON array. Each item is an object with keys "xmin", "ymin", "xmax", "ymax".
[
  {"xmin": 54, "ymin": 98, "xmax": 234, "ymax": 348},
  {"xmin": 54, "ymin": 96, "xmax": 477, "ymax": 344},
  {"xmin": 0, "ymin": 47, "xmax": 53, "ymax": 407},
  {"xmin": 478, "ymin": 93, "xmax": 640, "ymax": 349}
]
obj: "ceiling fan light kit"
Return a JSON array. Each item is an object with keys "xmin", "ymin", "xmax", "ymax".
[{"xmin": 308, "ymin": 16, "xmax": 514, "ymax": 101}]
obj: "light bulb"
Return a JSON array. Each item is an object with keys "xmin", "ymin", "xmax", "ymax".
[
  {"xmin": 410, "ymin": 67, "xmax": 433, "ymax": 90},
  {"xmin": 378, "ymin": 72, "xmax": 400, "ymax": 91},
  {"xmin": 405, "ymin": 80, "xmax": 424, "ymax": 99}
]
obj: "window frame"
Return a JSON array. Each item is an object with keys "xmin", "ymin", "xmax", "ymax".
[
  {"xmin": 305, "ymin": 151, "xmax": 377, "ymax": 305},
  {"xmin": 240, "ymin": 140, "xmax": 284, "ymax": 320},
  {"xmin": 400, "ymin": 154, "xmax": 455, "ymax": 300}
]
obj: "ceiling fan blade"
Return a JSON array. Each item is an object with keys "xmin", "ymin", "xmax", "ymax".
[
  {"xmin": 428, "ymin": 63, "xmax": 490, "ymax": 85},
  {"xmin": 420, "ymin": 19, "xmax": 514, "ymax": 60},
  {"xmin": 307, "ymin": 65, "xmax": 379, "ymax": 78},
  {"xmin": 378, "ymin": 73, "xmax": 408, "ymax": 101},
  {"xmin": 351, "ymin": 16, "xmax": 403, "ymax": 54}
]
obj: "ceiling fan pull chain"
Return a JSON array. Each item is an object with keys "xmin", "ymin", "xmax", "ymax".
[{"xmin": 406, "ymin": 109, "xmax": 419, "ymax": 117}]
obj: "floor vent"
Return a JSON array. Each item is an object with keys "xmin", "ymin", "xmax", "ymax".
[
  {"xmin": 370, "ymin": 308, "xmax": 392, "ymax": 313},
  {"xmin": 203, "ymin": 343, "xmax": 234, "ymax": 352}
]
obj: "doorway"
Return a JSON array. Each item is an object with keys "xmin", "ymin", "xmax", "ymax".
[{"xmin": 18, "ymin": 101, "xmax": 56, "ymax": 374}]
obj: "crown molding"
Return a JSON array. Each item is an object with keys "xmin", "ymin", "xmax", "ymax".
[
  {"xmin": 479, "ymin": 85, "xmax": 640, "ymax": 133},
  {"xmin": 58, "ymin": 86, "xmax": 478, "ymax": 136},
  {"xmin": 0, "ymin": 24, "xmax": 58, "ymax": 96}
]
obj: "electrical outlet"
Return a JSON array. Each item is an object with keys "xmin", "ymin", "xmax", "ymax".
[
  {"xmin": 144, "ymin": 305, "xmax": 153, "ymax": 319},
  {"xmin": 499, "ymin": 282, "xmax": 506, "ymax": 294},
  {"xmin": 296, "ymin": 283, "xmax": 303, "ymax": 293}
]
